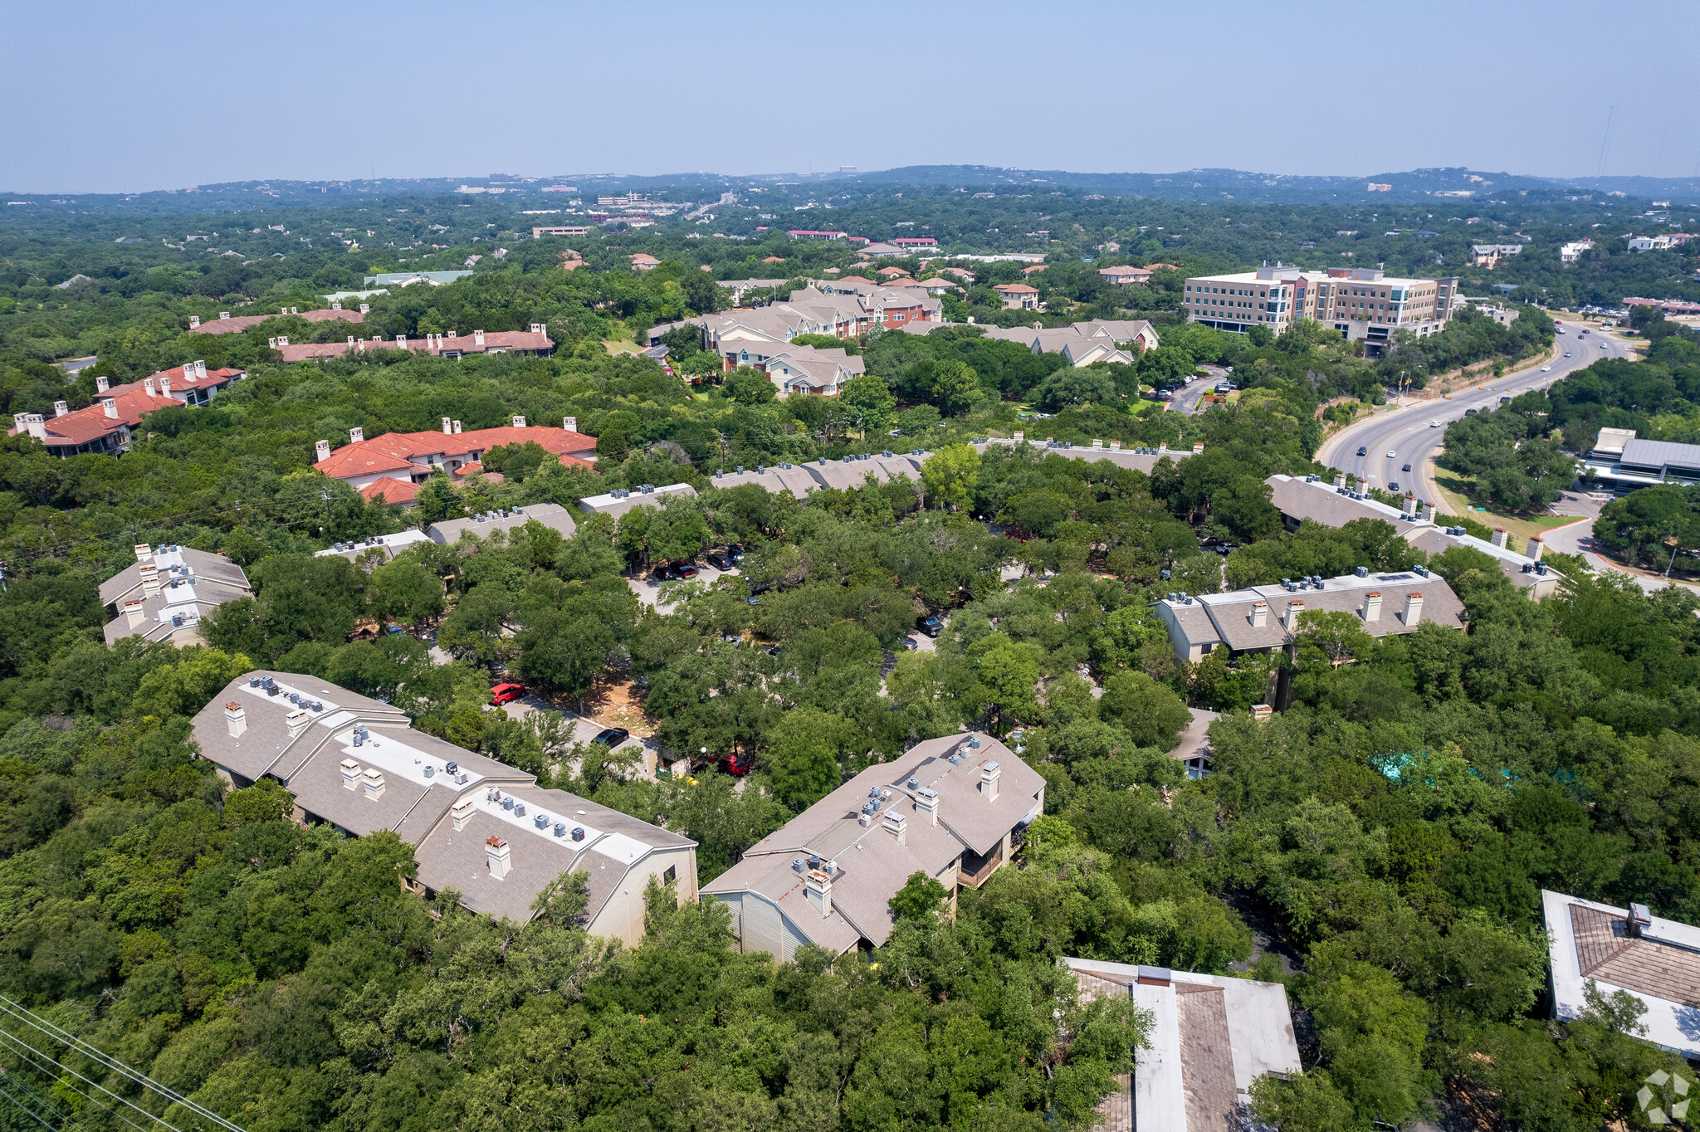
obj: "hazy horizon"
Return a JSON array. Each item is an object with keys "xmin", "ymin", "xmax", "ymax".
[{"xmin": 7, "ymin": 0, "xmax": 1698, "ymax": 194}]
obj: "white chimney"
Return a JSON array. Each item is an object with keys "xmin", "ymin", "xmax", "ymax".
[
  {"xmin": 95, "ymin": 376, "xmax": 109, "ymax": 393},
  {"xmin": 218, "ymin": 311, "xmax": 230, "ymax": 320},
  {"xmin": 442, "ymin": 416, "xmax": 454, "ymax": 434},
  {"xmin": 159, "ymin": 375, "xmax": 172, "ymax": 397},
  {"xmin": 122, "ymin": 599, "xmax": 146, "ymax": 628},
  {"xmin": 1403, "ymin": 592, "xmax": 1424, "ymax": 626},
  {"xmin": 290, "ymin": 306, "xmax": 299, "ymax": 315},
  {"xmin": 139, "ymin": 562, "xmax": 160, "ymax": 597},
  {"xmin": 359, "ymin": 303, "xmax": 370, "ymax": 314},
  {"xmin": 330, "ymin": 300, "xmax": 342, "ymax": 311},
  {"xmin": 1251, "ymin": 704, "xmax": 1275, "ymax": 723},
  {"xmin": 53, "ymin": 400, "xmax": 68, "ymax": 417},
  {"xmin": 452, "ymin": 420, "xmax": 462, "ymax": 434},
  {"xmin": 980, "ymin": 759, "xmax": 1001, "ymax": 802},
  {"xmin": 134, "ymin": 543, "xmax": 153, "ymax": 563},
  {"xmin": 341, "ymin": 757, "xmax": 361, "ymax": 790},
  {"xmin": 360, "ymin": 767, "xmax": 385, "ymax": 800},
  {"xmin": 1283, "ymin": 598, "xmax": 1305, "ymax": 631},
  {"xmin": 315, "ymin": 439, "xmax": 331, "ymax": 461},
  {"xmin": 142, "ymin": 377, "xmax": 157, "ymax": 397},
  {"xmin": 511, "ymin": 415, "xmax": 526, "ymax": 428},
  {"xmin": 224, "ymin": 701, "xmax": 246, "ymax": 738},
  {"xmin": 280, "ymin": 306, "xmax": 289, "ymax": 316},
  {"xmin": 285, "ymin": 707, "xmax": 311, "ymax": 737},
  {"xmin": 473, "ymin": 330, "xmax": 486, "ymax": 348},
  {"xmin": 1362, "ymin": 591, "xmax": 1383, "ymax": 622},
  {"xmin": 530, "ymin": 322, "xmax": 546, "ymax": 335},
  {"xmin": 1334, "ymin": 473, "xmax": 1347, "ymax": 490},
  {"xmin": 563, "ymin": 416, "xmax": 577, "ymax": 432},
  {"xmin": 195, "ymin": 360, "xmax": 207, "ymax": 379},
  {"xmin": 881, "ymin": 809, "xmax": 908, "ymax": 845},
  {"xmin": 1527, "ymin": 538, "xmax": 1544, "ymax": 562},
  {"xmin": 276, "ymin": 336, "xmax": 289, "ymax": 347},
  {"xmin": 486, "ymin": 835, "xmax": 512, "ymax": 880},
  {"xmin": 913, "ymin": 786, "xmax": 939, "ymax": 825},
  {"xmin": 1249, "ymin": 600, "xmax": 1269, "ymax": 628},
  {"xmin": 1011, "ymin": 430, "xmax": 1024, "ymax": 443},
  {"xmin": 268, "ymin": 336, "xmax": 278, "ymax": 349},
  {"xmin": 395, "ymin": 334, "xmax": 406, "ymax": 349},
  {"xmin": 803, "ymin": 867, "xmax": 833, "ymax": 916},
  {"xmin": 349, "ymin": 426, "xmax": 364, "ymax": 443},
  {"xmin": 100, "ymin": 397, "xmax": 118, "ymax": 419},
  {"xmin": 188, "ymin": 315, "xmax": 201, "ymax": 329},
  {"xmin": 1491, "ymin": 528, "xmax": 1509, "ymax": 548},
  {"xmin": 451, "ymin": 797, "xmax": 474, "ymax": 832}
]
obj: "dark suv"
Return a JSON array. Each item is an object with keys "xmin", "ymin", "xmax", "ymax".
[{"xmin": 915, "ymin": 613, "xmax": 944, "ymax": 638}]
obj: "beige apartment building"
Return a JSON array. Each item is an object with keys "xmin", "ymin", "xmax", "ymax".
[{"xmin": 1183, "ymin": 265, "xmax": 1459, "ymax": 354}]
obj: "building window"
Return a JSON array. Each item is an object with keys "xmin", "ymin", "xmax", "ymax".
[{"xmin": 662, "ymin": 865, "xmax": 677, "ymax": 886}]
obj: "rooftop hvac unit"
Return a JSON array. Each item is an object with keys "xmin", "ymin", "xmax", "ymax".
[
  {"xmin": 352, "ymin": 726, "xmax": 368, "ymax": 747},
  {"xmin": 513, "ymin": 803, "xmax": 526, "ymax": 817},
  {"xmin": 455, "ymin": 772, "xmax": 469, "ymax": 785},
  {"xmin": 571, "ymin": 826, "xmax": 586, "ymax": 842},
  {"xmin": 906, "ymin": 777, "xmax": 919, "ymax": 790},
  {"xmin": 791, "ymin": 858, "xmax": 806, "ymax": 873},
  {"xmin": 445, "ymin": 760, "xmax": 459, "ymax": 775},
  {"xmin": 423, "ymin": 766, "xmax": 434, "ymax": 778},
  {"xmin": 501, "ymin": 796, "xmax": 514, "ymax": 811},
  {"xmin": 534, "ymin": 813, "xmax": 549, "ymax": 829},
  {"xmin": 554, "ymin": 822, "xmax": 567, "ymax": 838}
]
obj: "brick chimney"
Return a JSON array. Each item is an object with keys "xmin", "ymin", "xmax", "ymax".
[
  {"xmin": 803, "ymin": 867, "xmax": 833, "ymax": 916},
  {"xmin": 341, "ymin": 758, "xmax": 360, "ymax": 790},
  {"xmin": 451, "ymin": 797, "xmax": 474, "ymax": 832},
  {"xmin": 349, "ymin": 426, "xmax": 364, "ymax": 443},
  {"xmin": 881, "ymin": 809, "xmax": 908, "ymax": 846},
  {"xmin": 1283, "ymin": 598, "xmax": 1305, "ymax": 630},
  {"xmin": 224, "ymin": 701, "xmax": 246, "ymax": 738},
  {"xmin": 486, "ymin": 835, "xmax": 511, "ymax": 880},
  {"xmin": 360, "ymin": 767, "xmax": 385, "ymax": 800},
  {"xmin": 1403, "ymin": 592, "xmax": 1424, "ymax": 626},
  {"xmin": 913, "ymin": 786, "xmax": 939, "ymax": 825},
  {"xmin": 1361, "ymin": 591, "xmax": 1382, "ymax": 622},
  {"xmin": 1249, "ymin": 600, "xmax": 1269, "ymax": 628},
  {"xmin": 980, "ymin": 759, "xmax": 1001, "ymax": 802}
]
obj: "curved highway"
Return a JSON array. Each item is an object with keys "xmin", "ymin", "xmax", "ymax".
[{"xmin": 1317, "ymin": 323, "xmax": 1628, "ymax": 502}]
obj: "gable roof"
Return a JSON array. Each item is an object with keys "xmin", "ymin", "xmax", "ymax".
[
  {"xmin": 426, "ymin": 502, "xmax": 577, "ymax": 544},
  {"xmin": 192, "ymin": 308, "xmax": 363, "ymax": 335},
  {"xmin": 314, "ymin": 424, "xmax": 597, "ymax": 480}
]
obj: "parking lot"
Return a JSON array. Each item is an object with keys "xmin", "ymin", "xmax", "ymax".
[
  {"xmin": 626, "ymin": 562, "xmax": 741, "ymax": 609},
  {"xmin": 497, "ymin": 692, "xmax": 659, "ymax": 776}
]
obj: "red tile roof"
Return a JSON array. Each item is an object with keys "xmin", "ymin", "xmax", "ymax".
[
  {"xmin": 314, "ymin": 424, "xmax": 598, "ymax": 480},
  {"xmin": 275, "ymin": 329, "xmax": 553, "ymax": 363},
  {"xmin": 359, "ymin": 478, "xmax": 421, "ymax": 505},
  {"xmin": 192, "ymin": 308, "xmax": 363, "ymax": 335},
  {"xmin": 11, "ymin": 366, "xmax": 244, "ymax": 448},
  {"xmin": 996, "ymin": 283, "xmax": 1040, "ymax": 294}
]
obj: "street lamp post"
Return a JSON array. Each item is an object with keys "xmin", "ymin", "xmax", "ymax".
[{"xmin": 1665, "ymin": 536, "xmax": 1683, "ymax": 578}]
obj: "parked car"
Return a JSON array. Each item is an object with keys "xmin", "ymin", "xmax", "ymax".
[
  {"xmin": 675, "ymin": 563, "xmax": 699, "ymax": 580},
  {"xmin": 590, "ymin": 727, "xmax": 630, "ymax": 749},
  {"xmin": 652, "ymin": 562, "xmax": 679, "ymax": 582},
  {"xmin": 726, "ymin": 543, "xmax": 745, "ymax": 562},
  {"xmin": 705, "ymin": 551, "xmax": 734, "ymax": 570},
  {"xmin": 489, "ymin": 682, "xmax": 527, "ymax": 706},
  {"xmin": 720, "ymin": 752, "xmax": 753, "ymax": 777},
  {"xmin": 915, "ymin": 613, "xmax": 944, "ymax": 638}
]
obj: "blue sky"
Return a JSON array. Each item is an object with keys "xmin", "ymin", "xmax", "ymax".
[{"xmin": 5, "ymin": 0, "xmax": 1697, "ymax": 192}]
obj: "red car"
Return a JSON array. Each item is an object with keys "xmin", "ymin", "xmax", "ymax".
[
  {"xmin": 720, "ymin": 752, "xmax": 753, "ymax": 777},
  {"xmin": 489, "ymin": 682, "xmax": 527, "ymax": 706}
]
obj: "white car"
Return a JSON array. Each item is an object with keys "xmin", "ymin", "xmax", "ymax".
[
  {"xmin": 1429, "ymin": 419, "xmax": 1441, "ymax": 428},
  {"xmin": 1564, "ymin": 352, "xmax": 1573, "ymax": 358},
  {"xmin": 1541, "ymin": 365, "xmax": 1553, "ymax": 372},
  {"xmin": 1387, "ymin": 450, "xmax": 1398, "ymax": 459}
]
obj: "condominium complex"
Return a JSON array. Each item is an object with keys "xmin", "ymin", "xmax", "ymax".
[{"xmin": 1183, "ymin": 265, "xmax": 1459, "ymax": 353}]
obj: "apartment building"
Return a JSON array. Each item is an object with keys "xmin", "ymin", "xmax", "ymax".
[
  {"xmin": 271, "ymin": 325, "xmax": 554, "ymax": 363},
  {"xmin": 531, "ymin": 225, "xmax": 591, "ymax": 238},
  {"xmin": 1470, "ymin": 243, "xmax": 1524, "ymax": 268},
  {"xmin": 1559, "ymin": 239, "xmax": 1594, "ymax": 264},
  {"xmin": 994, "ymin": 283, "xmax": 1041, "ymax": 310},
  {"xmin": 702, "ymin": 732, "xmax": 1044, "ymax": 958},
  {"xmin": 1097, "ymin": 264, "xmax": 1153, "ymax": 286},
  {"xmin": 427, "ymin": 502, "xmax": 578, "ymax": 545},
  {"xmin": 101, "ymin": 543, "xmax": 252, "ymax": 647},
  {"xmin": 10, "ymin": 362, "xmax": 246, "ymax": 456},
  {"xmin": 578, "ymin": 482, "xmax": 698, "ymax": 519},
  {"xmin": 1266, "ymin": 474, "xmax": 1562, "ymax": 599},
  {"xmin": 1183, "ymin": 265, "xmax": 1458, "ymax": 354},
  {"xmin": 312, "ymin": 415, "xmax": 597, "ymax": 504},
  {"xmin": 1066, "ymin": 957, "xmax": 1301, "ymax": 1132},
  {"xmin": 191, "ymin": 672, "xmax": 696, "ymax": 943},
  {"xmin": 1155, "ymin": 566, "xmax": 1465, "ymax": 664},
  {"xmin": 190, "ymin": 304, "xmax": 365, "ymax": 334},
  {"xmin": 981, "ymin": 319, "xmax": 1159, "ymax": 365}
]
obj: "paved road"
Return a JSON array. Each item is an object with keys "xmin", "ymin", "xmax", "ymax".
[
  {"xmin": 1543, "ymin": 492, "xmax": 1700, "ymax": 595},
  {"xmin": 1167, "ymin": 366, "xmax": 1226, "ymax": 416},
  {"xmin": 1317, "ymin": 324, "xmax": 1628, "ymax": 501}
]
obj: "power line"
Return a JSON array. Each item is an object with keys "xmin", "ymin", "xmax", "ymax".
[
  {"xmin": 0, "ymin": 1072, "xmax": 60, "ymax": 1132},
  {"xmin": 0, "ymin": 1028, "xmax": 153, "ymax": 1132},
  {"xmin": 0, "ymin": 998, "xmax": 242, "ymax": 1132}
]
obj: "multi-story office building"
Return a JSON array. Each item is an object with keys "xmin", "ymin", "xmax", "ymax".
[{"xmin": 1183, "ymin": 265, "xmax": 1459, "ymax": 354}]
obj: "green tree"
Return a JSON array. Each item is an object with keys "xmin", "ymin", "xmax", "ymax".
[{"xmin": 921, "ymin": 443, "xmax": 980, "ymax": 512}]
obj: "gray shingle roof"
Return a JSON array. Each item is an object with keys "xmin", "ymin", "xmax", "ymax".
[
  {"xmin": 427, "ymin": 502, "xmax": 577, "ymax": 545},
  {"xmin": 1621, "ymin": 438, "xmax": 1700, "ymax": 474}
]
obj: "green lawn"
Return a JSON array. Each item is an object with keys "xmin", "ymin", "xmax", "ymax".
[{"xmin": 1432, "ymin": 473, "xmax": 1577, "ymax": 543}]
